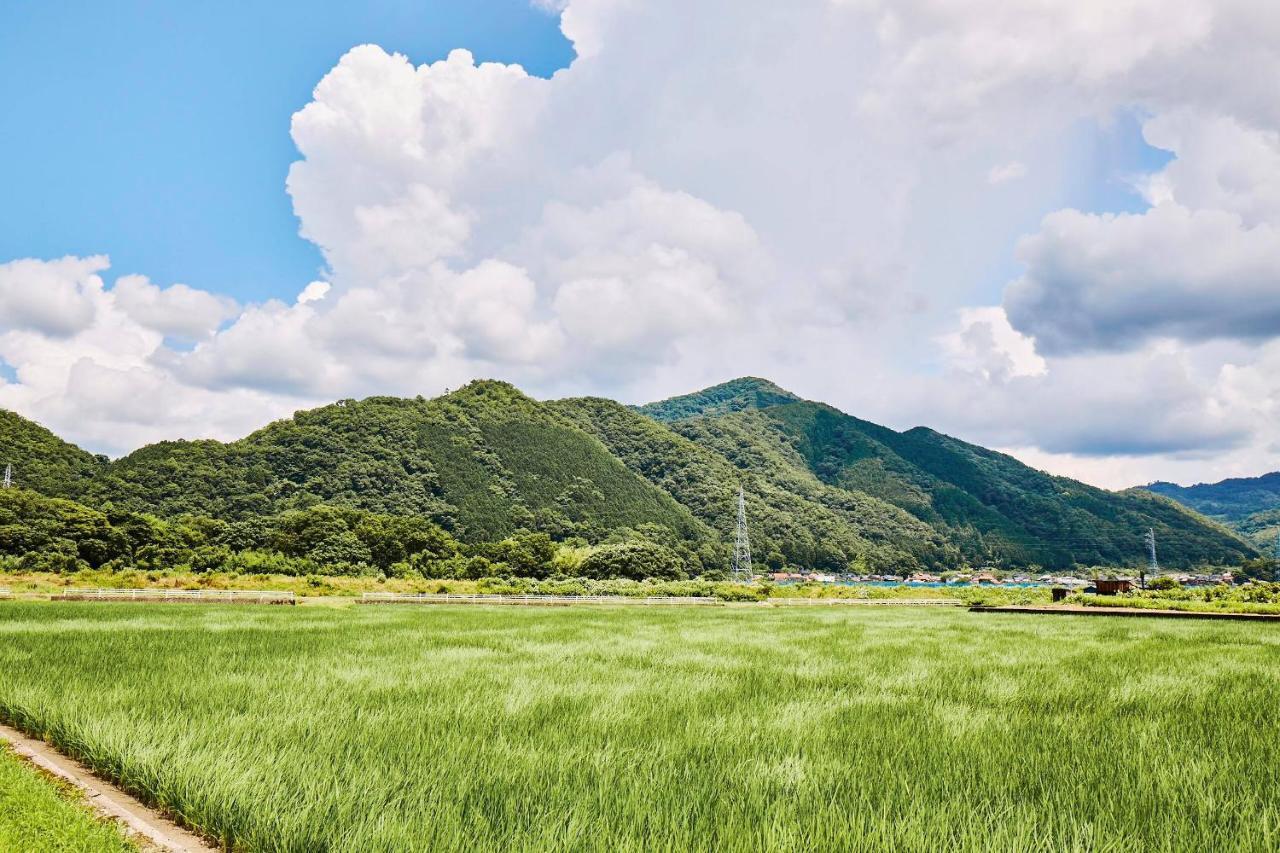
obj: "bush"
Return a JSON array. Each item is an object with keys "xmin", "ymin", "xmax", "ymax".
[
  {"xmin": 712, "ymin": 583, "xmax": 765, "ymax": 602},
  {"xmin": 189, "ymin": 545, "xmax": 233, "ymax": 573},
  {"xmin": 579, "ymin": 541, "xmax": 686, "ymax": 581},
  {"xmin": 18, "ymin": 549, "xmax": 83, "ymax": 574}
]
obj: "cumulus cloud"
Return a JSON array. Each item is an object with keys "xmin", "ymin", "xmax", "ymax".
[
  {"xmin": 296, "ymin": 281, "xmax": 330, "ymax": 304},
  {"xmin": 921, "ymin": 338, "xmax": 1253, "ymax": 457},
  {"xmin": 112, "ymin": 275, "xmax": 239, "ymax": 339},
  {"xmin": 2, "ymin": 0, "xmax": 1280, "ymax": 489},
  {"xmin": 0, "ymin": 258, "xmax": 306, "ymax": 454},
  {"xmin": 0, "ymin": 255, "xmax": 106, "ymax": 337},
  {"xmin": 1005, "ymin": 205, "xmax": 1280, "ymax": 355},
  {"xmin": 940, "ymin": 307, "xmax": 1046, "ymax": 382}
]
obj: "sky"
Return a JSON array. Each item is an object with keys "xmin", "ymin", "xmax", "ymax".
[{"xmin": 1, "ymin": 0, "xmax": 1278, "ymax": 491}]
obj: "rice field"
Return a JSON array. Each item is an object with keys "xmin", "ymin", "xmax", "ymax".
[
  {"xmin": 0, "ymin": 742, "xmax": 136, "ymax": 851},
  {"xmin": 0, "ymin": 602, "xmax": 1277, "ymax": 851}
]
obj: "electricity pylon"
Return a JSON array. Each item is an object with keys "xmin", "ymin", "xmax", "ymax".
[
  {"xmin": 732, "ymin": 486, "xmax": 753, "ymax": 582},
  {"xmin": 1143, "ymin": 527, "xmax": 1158, "ymax": 576},
  {"xmin": 1273, "ymin": 531, "xmax": 1279, "ymax": 582}
]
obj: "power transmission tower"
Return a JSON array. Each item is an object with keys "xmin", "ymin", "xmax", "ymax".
[
  {"xmin": 1143, "ymin": 527, "xmax": 1158, "ymax": 577},
  {"xmin": 1273, "ymin": 531, "xmax": 1279, "ymax": 582},
  {"xmin": 732, "ymin": 486, "xmax": 753, "ymax": 582},
  {"xmin": 2, "ymin": 464, "xmax": 9, "ymax": 489}
]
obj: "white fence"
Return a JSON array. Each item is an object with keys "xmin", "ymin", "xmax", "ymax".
[
  {"xmin": 360, "ymin": 592, "xmax": 722, "ymax": 606},
  {"xmin": 51, "ymin": 588, "xmax": 295, "ymax": 605}
]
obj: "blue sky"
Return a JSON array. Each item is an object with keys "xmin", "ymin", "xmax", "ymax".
[
  {"xmin": 0, "ymin": 0, "xmax": 1167, "ymax": 311},
  {"xmin": 0, "ymin": 0, "xmax": 573, "ymax": 301}
]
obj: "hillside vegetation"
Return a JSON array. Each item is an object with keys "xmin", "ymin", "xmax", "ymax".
[
  {"xmin": 79, "ymin": 382, "xmax": 708, "ymax": 544},
  {"xmin": 1145, "ymin": 472, "xmax": 1280, "ymax": 523},
  {"xmin": 634, "ymin": 376, "xmax": 799, "ymax": 422},
  {"xmin": 732, "ymin": 400, "xmax": 1251, "ymax": 568},
  {"xmin": 0, "ymin": 378, "xmax": 1258, "ymax": 575},
  {"xmin": 0, "ymin": 409, "xmax": 105, "ymax": 498},
  {"xmin": 552, "ymin": 397, "xmax": 949, "ymax": 571},
  {"xmin": 1146, "ymin": 473, "xmax": 1280, "ymax": 549}
]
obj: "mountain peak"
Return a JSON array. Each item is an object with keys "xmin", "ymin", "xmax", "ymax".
[{"xmin": 635, "ymin": 377, "xmax": 801, "ymax": 422}]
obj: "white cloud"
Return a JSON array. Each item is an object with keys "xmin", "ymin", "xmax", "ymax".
[
  {"xmin": 987, "ymin": 161, "xmax": 1027, "ymax": 184},
  {"xmin": 112, "ymin": 275, "xmax": 239, "ymax": 339},
  {"xmin": 0, "ymin": 255, "xmax": 106, "ymax": 337},
  {"xmin": 0, "ymin": 258, "xmax": 307, "ymax": 455},
  {"xmin": 941, "ymin": 307, "xmax": 1046, "ymax": 382},
  {"xmin": 296, "ymin": 281, "xmax": 331, "ymax": 304},
  {"xmin": 1005, "ymin": 204, "xmax": 1280, "ymax": 355},
  {"xmin": 1, "ymin": 0, "xmax": 1280, "ymax": 490}
]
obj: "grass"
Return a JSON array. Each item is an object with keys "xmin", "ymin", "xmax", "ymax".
[
  {"xmin": 0, "ymin": 603, "xmax": 1277, "ymax": 851},
  {"xmin": 0, "ymin": 743, "xmax": 137, "ymax": 851},
  {"xmin": 1070, "ymin": 592, "xmax": 1280, "ymax": 615},
  {"xmin": 0, "ymin": 568, "xmax": 477, "ymax": 598},
  {"xmin": 0, "ymin": 569, "xmax": 1050, "ymax": 604}
]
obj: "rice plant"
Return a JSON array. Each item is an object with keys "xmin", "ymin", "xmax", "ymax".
[
  {"xmin": 0, "ymin": 743, "xmax": 137, "ymax": 851},
  {"xmin": 0, "ymin": 602, "xmax": 1277, "ymax": 851}
]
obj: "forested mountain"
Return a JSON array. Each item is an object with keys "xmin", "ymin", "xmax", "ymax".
[
  {"xmin": 1145, "ymin": 473, "xmax": 1280, "ymax": 549},
  {"xmin": 634, "ymin": 377, "xmax": 799, "ymax": 422},
  {"xmin": 80, "ymin": 382, "xmax": 710, "ymax": 544},
  {"xmin": 0, "ymin": 377, "xmax": 1258, "ymax": 575},
  {"xmin": 551, "ymin": 397, "xmax": 949, "ymax": 571},
  {"xmin": 624, "ymin": 383, "xmax": 1250, "ymax": 568},
  {"xmin": 0, "ymin": 409, "xmax": 105, "ymax": 497},
  {"xmin": 1145, "ymin": 473, "xmax": 1280, "ymax": 523}
]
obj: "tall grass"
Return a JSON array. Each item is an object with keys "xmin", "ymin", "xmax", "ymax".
[
  {"xmin": 0, "ymin": 744, "xmax": 137, "ymax": 851},
  {"xmin": 0, "ymin": 603, "xmax": 1277, "ymax": 851}
]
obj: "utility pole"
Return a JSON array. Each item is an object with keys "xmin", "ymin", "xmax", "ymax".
[
  {"xmin": 732, "ymin": 486, "xmax": 753, "ymax": 582},
  {"xmin": 1143, "ymin": 527, "xmax": 1158, "ymax": 586}
]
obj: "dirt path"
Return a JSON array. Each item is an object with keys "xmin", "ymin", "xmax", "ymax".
[{"xmin": 0, "ymin": 722, "xmax": 216, "ymax": 852}]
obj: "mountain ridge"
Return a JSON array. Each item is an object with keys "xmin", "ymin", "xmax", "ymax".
[
  {"xmin": 634, "ymin": 377, "xmax": 801, "ymax": 422},
  {"xmin": 0, "ymin": 377, "xmax": 1258, "ymax": 570},
  {"xmin": 1144, "ymin": 472, "xmax": 1280, "ymax": 550}
]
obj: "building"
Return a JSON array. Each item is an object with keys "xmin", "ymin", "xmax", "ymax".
[{"xmin": 1094, "ymin": 579, "xmax": 1135, "ymax": 595}]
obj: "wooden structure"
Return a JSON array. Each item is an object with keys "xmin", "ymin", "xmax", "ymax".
[{"xmin": 1094, "ymin": 579, "xmax": 1135, "ymax": 596}]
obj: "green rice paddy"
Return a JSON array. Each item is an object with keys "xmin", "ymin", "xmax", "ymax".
[
  {"xmin": 0, "ymin": 742, "xmax": 136, "ymax": 851},
  {"xmin": 0, "ymin": 602, "xmax": 1277, "ymax": 851}
]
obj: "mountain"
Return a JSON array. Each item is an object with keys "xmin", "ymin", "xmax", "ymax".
[
  {"xmin": 640, "ymin": 394, "xmax": 1251, "ymax": 569},
  {"xmin": 1145, "ymin": 473, "xmax": 1280, "ymax": 524},
  {"xmin": 0, "ymin": 378, "xmax": 1258, "ymax": 572},
  {"xmin": 77, "ymin": 382, "xmax": 711, "ymax": 545},
  {"xmin": 1145, "ymin": 473, "xmax": 1280, "ymax": 550},
  {"xmin": 634, "ymin": 377, "xmax": 800, "ymax": 422},
  {"xmin": 551, "ymin": 396, "xmax": 949, "ymax": 571},
  {"xmin": 0, "ymin": 408, "xmax": 106, "ymax": 497}
]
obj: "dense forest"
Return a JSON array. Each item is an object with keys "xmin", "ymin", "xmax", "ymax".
[
  {"xmin": 0, "ymin": 378, "xmax": 1258, "ymax": 579},
  {"xmin": 1145, "ymin": 473, "xmax": 1280, "ymax": 550}
]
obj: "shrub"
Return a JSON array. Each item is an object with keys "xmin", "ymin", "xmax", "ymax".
[
  {"xmin": 712, "ymin": 584, "xmax": 765, "ymax": 602},
  {"xmin": 1146, "ymin": 576, "xmax": 1181, "ymax": 591},
  {"xmin": 579, "ymin": 541, "xmax": 686, "ymax": 581}
]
